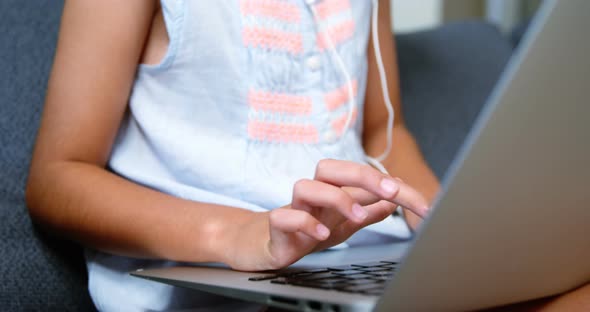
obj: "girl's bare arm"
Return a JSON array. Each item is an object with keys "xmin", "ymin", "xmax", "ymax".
[{"xmin": 25, "ymin": 0, "xmax": 252, "ymax": 263}]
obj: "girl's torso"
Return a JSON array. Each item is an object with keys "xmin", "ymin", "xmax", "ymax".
[
  {"xmin": 110, "ymin": 0, "xmax": 371, "ymax": 210},
  {"xmin": 87, "ymin": 1, "xmax": 409, "ymax": 311}
]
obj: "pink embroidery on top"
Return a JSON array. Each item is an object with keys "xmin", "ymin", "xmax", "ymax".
[
  {"xmin": 331, "ymin": 107, "xmax": 358, "ymax": 135},
  {"xmin": 240, "ymin": 0, "xmax": 301, "ymax": 23},
  {"xmin": 317, "ymin": 19, "xmax": 356, "ymax": 51},
  {"xmin": 324, "ymin": 79, "xmax": 358, "ymax": 111},
  {"xmin": 243, "ymin": 27, "xmax": 303, "ymax": 54},
  {"xmin": 248, "ymin": 120, "xmax": 319, "ymax": 143},
  {"xmin": 248, "ymin": 89, "xmax": 312, "ymax": 115},
  {"xmin": 314, "ymin": 0, "xmax": 352, "ymax": 21}
]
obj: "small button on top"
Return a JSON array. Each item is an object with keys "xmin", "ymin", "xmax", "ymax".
[
  {"xmin": 306, "ymin": 55, "xmax": 321, "ymax": 71},
  {"xmin": 305, "ymin": 0, "xmax": 317, "ymax": 5},
  {"xmin": 323, "ymin": 130, "xmax": 336, "ymax": 142}
]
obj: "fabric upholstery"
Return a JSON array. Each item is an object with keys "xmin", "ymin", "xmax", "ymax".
[
  {"xmin": 0, "ymin": 0, "xmax": 95, "ymax": 310},
  {"xmin": 397, "ymin": 21, "xmax": 513, "ymax": 179}
]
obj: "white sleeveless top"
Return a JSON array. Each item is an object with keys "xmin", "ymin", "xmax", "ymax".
[{"xmin": 86, "ymin": 1, "xmax": 410, "ymax": 310}]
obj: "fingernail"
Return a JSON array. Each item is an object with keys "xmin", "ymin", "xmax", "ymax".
[
  {"xmin": 380, "ymin": 178, "xmax": 399, "ymax": 195},
  {"xmin": 316, "ymin": 224, "xmax": 330, "ymax": 239},
  {"xmin": 421, "ymin": 205, "xmax": 431, "ymax": 216},
  {"xmin": 352, "ymin": 203, "xmax": 368, "ymax": 221}
]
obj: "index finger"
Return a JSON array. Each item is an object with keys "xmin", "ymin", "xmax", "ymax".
[{"xmin": 314, "ymin": 159, "xmax": 429, "ymax": 217}]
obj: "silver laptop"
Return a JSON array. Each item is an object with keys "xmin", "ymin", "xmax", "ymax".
[{"xmin": 132, "ymin": 1, "xmax": 590, "ymax": 310}]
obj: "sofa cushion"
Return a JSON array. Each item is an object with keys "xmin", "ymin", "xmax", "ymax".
[{"xmin": 396, "ymin": 21, "xmax": 513, "ymax": 179}]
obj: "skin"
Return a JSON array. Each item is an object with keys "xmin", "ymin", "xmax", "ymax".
[
  {"xmin": 25, "ymin": 0, "xmax": 587, "ymax": 309},
  {"xmin": 482, "ymin": 283, "xmax": 590, "ymax": 311}
]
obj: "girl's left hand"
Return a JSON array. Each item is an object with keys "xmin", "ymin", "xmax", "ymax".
[
  {"xmin": 301, "ymin": 159, "xmax": 430, "ymax": 251},
  {"xmin": 262, "ymin": 159, "xmax": 430, "ymax": 270}
]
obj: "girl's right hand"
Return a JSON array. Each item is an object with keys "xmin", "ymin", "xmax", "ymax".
[{"xmin": 225, "ymin": 159, "xmax": 430, "ymax": 271}]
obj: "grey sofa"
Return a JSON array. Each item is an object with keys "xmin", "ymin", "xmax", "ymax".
[{"xmin": 0, "ymin": 1, "xmax": 512, "ymax": 310}]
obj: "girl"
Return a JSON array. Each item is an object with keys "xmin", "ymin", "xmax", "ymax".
[{"xmin": 26, "ymin": 0, "xmax": 440, "ymax": 310}]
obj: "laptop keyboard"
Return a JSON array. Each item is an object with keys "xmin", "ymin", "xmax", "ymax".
[{"xmin": 248, "ymin": 260, "xmax": 398, "ymax": 296}]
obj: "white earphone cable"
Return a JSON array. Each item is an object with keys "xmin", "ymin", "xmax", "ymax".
[
  {"xmin": 368, "ymin": 0, "xmax": 395, "ymax": 165},
  {"xmin": 308, "ymin": 0, "xmax": 407, "ymax": 228},
  {"xmin": 309, "ymin": 0, "xmax": 395, "ymax": 174}
]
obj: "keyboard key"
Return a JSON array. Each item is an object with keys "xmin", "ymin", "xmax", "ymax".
[
  {"xmin": 331, "ymin": 270, "xmax": 364, "ymax": 276},
  {"xmin": 380, "ymin": 260, "xmax": 399, "ymax": 265},
  {"xmin": 270, "ymin": 277, "xmax": 288, "ymax": 285},
  {"xmin": 369, "ymin": 275, "xmax": 391, "ymax": 282},
  {"xmin": 342, "ymin": 278, "xmax": 380, "ymax": 286},
  {"xmin": 279, "ymin": 271, "xmax": 313, "ymax": 278},
  {"xmin": 341, "ymin": 273, "xmax": 374, "ymax": 279},
  {"xmin": 357, "ymin": 267, "xmax": 393, "ymax": 272},
  {"xmin": 248, "ymin": 274, "xmax": 280, "ymax": 281},
  {"xmin": 351, "ymin": 261, "xmax": 392, "ymax": 268},
  {"xmin": 327, "ymin": 265, "xmax": 357, "ymax": 271},
  {"xmin": 367, "ymin": 271, "xmax": 394, "ymax": 277}
]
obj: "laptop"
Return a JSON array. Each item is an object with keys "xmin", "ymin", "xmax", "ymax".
[{"xmin": 131, "ymin": 1, "xmax": 590, "ymax": 310}]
